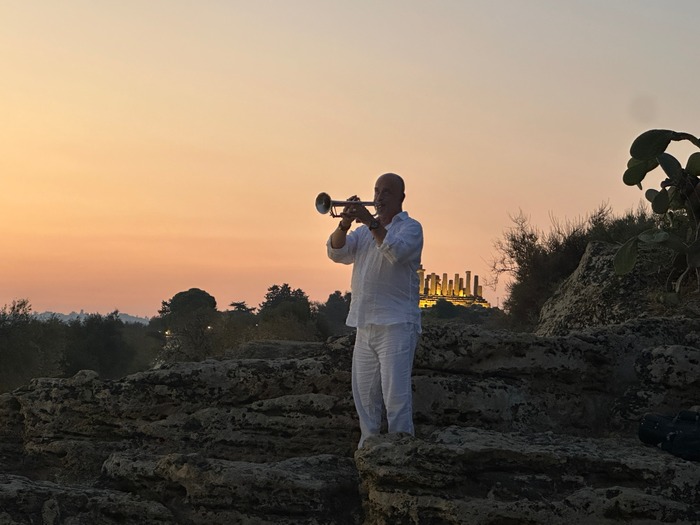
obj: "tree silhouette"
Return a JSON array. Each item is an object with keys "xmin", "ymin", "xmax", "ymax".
[
  {"xmin": 156, "ymin": 288, "xmax": 218, "ymax": 361},
  {"xmin": 258, "ymin": 284, "xmax": 311, "ymax": 322},
  {"xmin": 229, "ymin": 301, "xmax": 255, "ymax": 313}
]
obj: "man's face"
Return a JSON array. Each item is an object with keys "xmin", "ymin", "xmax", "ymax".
[{"xmin": 374, "ymin": 175, "xmax": 404, "ymax": 223}]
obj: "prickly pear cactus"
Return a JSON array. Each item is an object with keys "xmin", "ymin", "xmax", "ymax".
[{"xmin": 617, "ymin": 129, "xmax": 700, "ymax": 294}]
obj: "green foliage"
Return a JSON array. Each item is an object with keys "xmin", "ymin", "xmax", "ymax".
[
  {"xmin": 431, "ymin": 299, "xmax": 461, "ymax": 319},
  {"xmin": 623, "ymin": 158, "xmax": 659, "ymax": 186},
  {"xmin": 617, "ymin": 129, "xmax": 700, "ymax": 295},
  {"xmin": 613, "ymin": 236, "xmax": 639, "ymax": 275},
  {"xmin": 315, "ymin": 291, "xmax": 352, "ymax": 339},
  {"xmin": 491, "ymin": 205, "xmax": 658, "ymax": 331},
  {"xmin": 258, "ymin": 284, "xmax": 311, "ymax": 321},
  {"xmin": 211, "ymin": 307, "xmax": 258, "ymax": 351},
  {"xmin": 0, "ymin": 282, "xmax": 373, "ymax": 387},
  {"xmin": 160, "ymin": 288, "xmax": 217, "ymax": 317},
  {"xmin": 629, "ymin": 129, "xmax": 677, "ymax": 161},
  {"xmin": 63, "ymin": 312, "xmax": 154, "ymax": 379},
  {"xmin": 0, "ymin": 300, "xmax": 159, "ymax": 392},
  {"xmin": 1, "ymin": 298, "xmax": 31, "ymax": 324},
  {"xmin": 249, "ymin": 283, "xmax": 318, "ymax": 341},
  {"xmin": 155, "ymin": 288, "xmax": 219, "ymax": 362},
  {"xmin": 154, "ymin": 284, "xmax": 344, "ymax": 363},
  {"xmin": 121, "ymin": 321, "xmax": 161, "ymax": 372},
  {"xmin": 0, "ymin": 300, "xmax": 64, "ymax": 391},
  {"xmin": 253, "ymin": 315, "xmax": 318, "ymax": 342},
  {"xmin": 229, "ymin": 301, "xmax": 255, "ymax": 313},
  {"xmin": 421, "ymin": 299, "xmax": 502, "ymax": 327}
]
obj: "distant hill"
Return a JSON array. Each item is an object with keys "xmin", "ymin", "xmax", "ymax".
[{"xmin": 34, "ymin": 310, "xmax": 151, "ymax": 325}]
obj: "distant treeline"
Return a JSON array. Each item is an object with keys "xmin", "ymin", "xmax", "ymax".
[
  {"xmin": 0, "ymin": 285, "xmax": 355, "ymax": 392},
  {"xmin": 0, "ymin": 283, "xmax": 502, "ymax": 392},
  {"xmin": 0, "ymin": 299, "xmax": 159, "ymax": 392}
]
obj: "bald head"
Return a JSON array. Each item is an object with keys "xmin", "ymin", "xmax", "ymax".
[
  {"xmin": 374, "ymin": 172, "xmax": 406, "ymax": 224},
  {"xmin": 377, "ymin": 173, "xmax": 405, "ymax": 194}
]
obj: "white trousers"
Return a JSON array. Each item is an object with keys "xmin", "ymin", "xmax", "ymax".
[{"xmin": 352, "ymin": 323, "xmax": 419, "ymax": 448}]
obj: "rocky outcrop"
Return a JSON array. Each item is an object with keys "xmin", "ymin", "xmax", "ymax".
[
  {"xmin": 102, "ymin": 452, "xmax": 359, "ymax": 524},
  {"xmin": 355, "ymin": 428, "xmax": 700, "ymax": 524},
  {"xmin": 0, "ymin": 474, "xmax": 174, "ymax": 524},
  {"xmin": 2, "ymin": 320, "xmax": 700, "ymax": 523},
  {"xmin": 417, "ymin": 317, "xmax": 700, "ymax": 436},
  {"xmin": 536, "ymin": 241, "xmax": 670, "ymax": 336},
  {"xmin": 537, "ymin": 240, "xmax": 700, "ymax": 337}
]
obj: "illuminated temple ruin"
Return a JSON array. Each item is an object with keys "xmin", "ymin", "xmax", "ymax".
[{"xmin": 417, "ymin": 265, "xmax": 490, "ymax": 309}]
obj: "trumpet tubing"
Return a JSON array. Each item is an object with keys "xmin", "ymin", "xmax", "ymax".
[{"xmin": 315, "ymin": 192, "xmax": 375, "ymax": 217}]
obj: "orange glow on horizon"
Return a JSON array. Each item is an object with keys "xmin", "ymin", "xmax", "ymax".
[{"xmin": 2, "ymin": 2, "xmax": 699, "ymax": 317}]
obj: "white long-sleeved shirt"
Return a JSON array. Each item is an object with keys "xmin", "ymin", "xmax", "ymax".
[{"xmin": 327, "ymin": 211, "xmax": 423, "ymax": 331}]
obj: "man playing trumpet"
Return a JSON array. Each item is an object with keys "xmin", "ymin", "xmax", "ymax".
[{"xmin": 326, "ymin": 172, "xmax": 424, "ymax": 449}]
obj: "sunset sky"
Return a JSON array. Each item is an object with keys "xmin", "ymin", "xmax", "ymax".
[{"xmin": 2, "ymin": 1, "xmax": 700, "ymax": 318}]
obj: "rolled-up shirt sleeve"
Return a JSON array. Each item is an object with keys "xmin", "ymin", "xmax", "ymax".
[
  {"xmin": 327, "ymin": 231, "xmax": 357, "ymax": 264},
  {"xmin": 377, "ymin": 219, "xmax": 423, "ymax": 265}
]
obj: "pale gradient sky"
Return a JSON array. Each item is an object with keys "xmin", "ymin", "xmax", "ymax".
[{"xmin": 2, "ymin": 1, "xmax": 699, "ymax": 317}]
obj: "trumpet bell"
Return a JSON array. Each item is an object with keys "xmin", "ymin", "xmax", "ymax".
[{"xmin": 315, "ymin": 192, "xmax": 333, "ymax": 215}]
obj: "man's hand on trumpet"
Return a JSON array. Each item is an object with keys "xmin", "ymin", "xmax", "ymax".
[{"xmin": 340, "ymin": 196, "xmax": 375, "ymax": 228}]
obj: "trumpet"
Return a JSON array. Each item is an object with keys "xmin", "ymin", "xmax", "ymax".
[{"xmin": 315, "ymin": 192, "xmax": 376, "ymax": 218}]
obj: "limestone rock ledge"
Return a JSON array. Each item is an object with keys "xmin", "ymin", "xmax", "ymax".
[
  {"xmin": 2, "ymin": 318, "xmax": 700, "ymax": 523},
  {"xmin": 101, "ymin": 452, "xmax": 360, "ymax": 525},
  {"xmin": 0, "ymin": 473, "xmax": 174, "ymax": 524},
  {"xmin": 356, "ymin": 428, "xmax": 700, "ymax": 524}
]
